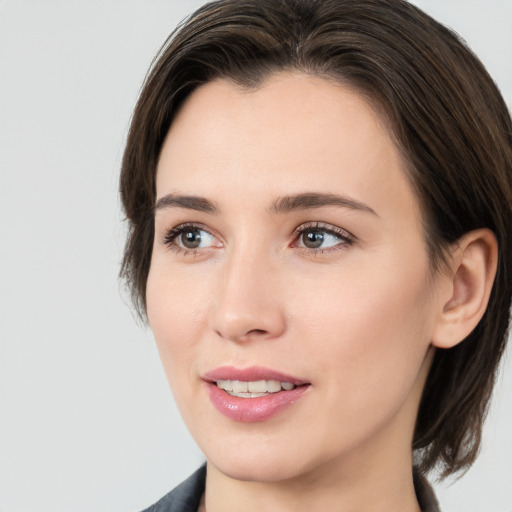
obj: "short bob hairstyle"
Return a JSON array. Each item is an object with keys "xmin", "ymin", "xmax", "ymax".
[{"xmin": 120, "ymin": 0, "xmax": 512, "ymax": 477}]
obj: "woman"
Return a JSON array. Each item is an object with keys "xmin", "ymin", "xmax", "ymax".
[{"xmin": 120, "ymin": 0, "xmax": 512, "ymax": 510}]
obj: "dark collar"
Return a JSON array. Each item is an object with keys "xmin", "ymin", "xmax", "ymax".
[
  {"xmin": 414, "ymin": 468, "xmax": 441, "ymax": 512},
  {"xmin": 140, "ymin": 465, "xmax": 206, "ymax": 512}
]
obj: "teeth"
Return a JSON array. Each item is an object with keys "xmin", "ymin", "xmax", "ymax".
[
  {"xmin": 266, "ymin": 380, "xmax": 282, "ymax": 393},
  {"xmin": 216, "ymin": 380, "xmax": 233, "ymax": 391},
  {"xmin": 216, "ymin": 379, "xmax": 296, "ymax": 397},
  {"xmin": 248, "ymin": 380, "xmax": 280, "ymax": 393},
  {"xmin": 232, "ymin": 381, "xmax": 248, "ymax": 393}
]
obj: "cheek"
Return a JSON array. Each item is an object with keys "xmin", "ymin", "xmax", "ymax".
[
  {"xmin": 293, "ymin": 257, "xmax": 435, "ymax": 410},
  {"xmin": 146, "ymin": 264, "xmax": 209, "ymax": 386}
]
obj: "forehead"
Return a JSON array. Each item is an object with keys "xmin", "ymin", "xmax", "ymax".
[
  {"xmin": 162, "ymin": 73, "xmax": 388, "ymax": 168},
  {"xmin": 156, "ymin": 72, "xmax": 421, "ymax": 225}
]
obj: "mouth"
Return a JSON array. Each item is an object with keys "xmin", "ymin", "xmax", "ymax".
[
  {"xmin": 216, "ymin": 379, "xmax": 297, "ymax": 398},
  {"xmin": 202, "ymin": 366, "xmax": 310, "ymax": 422}
]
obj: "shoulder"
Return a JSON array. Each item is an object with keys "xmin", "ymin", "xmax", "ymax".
[{"xmin": 140, "ymin": 465, "xmax": 206, "ymax": 512}]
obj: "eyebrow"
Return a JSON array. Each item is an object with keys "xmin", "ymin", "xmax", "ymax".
[
  {"xmin": 155, "ymin": 194, "xmax": 219, "ymax": 214},
  {"xmin": 269, "ymin": 193, "xmax": 378, "ymax": 216},
  {"xmin": 154, "ymin": 192, "xmax": 377, "ymax": 217}
]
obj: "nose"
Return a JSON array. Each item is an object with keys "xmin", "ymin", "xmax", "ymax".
[{"xmin": 209, "ymin": 248, "xmax": 287, "ymax": 343}]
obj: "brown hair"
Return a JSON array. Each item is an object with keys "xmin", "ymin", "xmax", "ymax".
[{"xmin": 120, "ymin": 0, "xmax": 512, "ymax": 477}]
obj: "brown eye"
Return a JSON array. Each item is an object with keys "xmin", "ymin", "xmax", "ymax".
[
  {"xmin": 296, "ymin": 225, "xmax": 352, "ymax": 251},
  {"xmin": 180, "ymin": 229, "xmax": 203, "ymax": 249},
  {"xmin": 165, "ymin": 225, "xmax": 219, "ymax": 251},
  {"xmin": 301, "ymin": 229, "xmax": 325, "ymax": 249}
]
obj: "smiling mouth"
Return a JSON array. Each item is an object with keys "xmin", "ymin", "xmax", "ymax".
[
  {"xmin": 205, "ymin": 369, "xmax": 310, "ymax": 421},
  {"xmin": 216, "ymin": 379, "xmax": 297, "ymax": 398}
]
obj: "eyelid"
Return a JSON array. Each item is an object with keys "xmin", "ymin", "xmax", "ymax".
[
  {"xmin": 291, "ymin": 222, "xmax": 355, "ymax": 251},
  {"xmin": 162, "ymin": 222, "xmax": 222, "ymax": 251}
]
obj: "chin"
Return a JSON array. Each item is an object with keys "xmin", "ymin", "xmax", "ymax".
[
  {"xmin": 211, "ymin": 455, "xmax": 305, "ymax": 483},
  {"xmin": 201, "ymin": 433, "xmax": 325, "ymax": 484}
]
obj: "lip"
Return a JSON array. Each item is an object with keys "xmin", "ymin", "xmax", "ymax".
[
  {"xmin": 203, "ymin": 365, "xmax": 308, "ymax": 385},
  {"xmin": 202, "ymin": 366, "xmax": 310, "ymax": 422}
]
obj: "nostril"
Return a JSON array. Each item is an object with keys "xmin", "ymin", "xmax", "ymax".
[
  {"xmin": 214, "ymin": 327, "xmax": 271, "ymax": 342},
  {"xmin": 210, "ymin": 293, "xmax": 287, "ymax": 342}
]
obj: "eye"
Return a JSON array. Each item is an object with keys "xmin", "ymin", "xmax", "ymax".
[
  {"xmin": 295, "ymin": 224, "xmax": 353, "ymax": 251},
  {"xmin": 164, "ymin": 224, "xmax": 220, "ymax": 251}
]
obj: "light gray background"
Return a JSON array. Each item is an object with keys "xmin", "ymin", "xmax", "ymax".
[{"xmin": 0, "ymin": 1, "xmax": 511, "ymax": 511}]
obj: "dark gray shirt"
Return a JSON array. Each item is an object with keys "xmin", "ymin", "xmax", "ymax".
[{"xmin": 141, "ymin": 465, "xmax": 441, "ymax": 512}]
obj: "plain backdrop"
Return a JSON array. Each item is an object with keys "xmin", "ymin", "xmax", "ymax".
[{"xmin": 0, "ymin": 1, "xmax": 511, "ymax": 511}]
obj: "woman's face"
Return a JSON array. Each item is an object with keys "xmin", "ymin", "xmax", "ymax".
[{"xmin": 147, "ymin": 73, "xmax": 444, "ymax": 482}]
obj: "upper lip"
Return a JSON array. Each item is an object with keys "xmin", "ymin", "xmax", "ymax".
[{"xmin": 202, "ymin": 366, "xmax": 309, "ymax": 385}]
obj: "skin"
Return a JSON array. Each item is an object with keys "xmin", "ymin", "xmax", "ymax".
[{"xmin": 146, "ymin": 72, "xmax": 481, "ymax": 511}]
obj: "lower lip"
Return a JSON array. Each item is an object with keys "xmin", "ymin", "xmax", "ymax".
[{"xmin": 205, "ymin": 382, "xmax": 310, "ymax": 422}]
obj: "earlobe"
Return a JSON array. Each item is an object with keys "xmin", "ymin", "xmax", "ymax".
[{"xmin": 432, "ymin": 229, "xmax": 498, "ymax": 349}]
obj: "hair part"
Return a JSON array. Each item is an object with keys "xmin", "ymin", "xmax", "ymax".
[{"xmin": 120, "ymin": 0, "xmax": 512, "ymax": 478}]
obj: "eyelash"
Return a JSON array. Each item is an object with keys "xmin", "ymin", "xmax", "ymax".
[
  {"xmin": 292, "ymin": 222, "xmax": 354, "ymax": 254},
  {"xmin": 162, "ymin": 222, "xmax": 355, "ymax": 255},
  {"xmin": 162, "ymin": 222, "xmax": 215, "ymax": 256}
]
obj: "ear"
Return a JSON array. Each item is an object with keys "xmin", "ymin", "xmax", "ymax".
[{"xmin": 432, "ymin": 228, "xmax": 498, "ymax": 349}]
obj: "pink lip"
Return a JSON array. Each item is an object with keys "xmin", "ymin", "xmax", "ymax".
[
  {"xmin": 203, "ymin": 366, "xmax": 308, "ymax": 385},
  {"xmin": 202, "ymin": 366, "xmax": 310, "ymax": 423}
]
